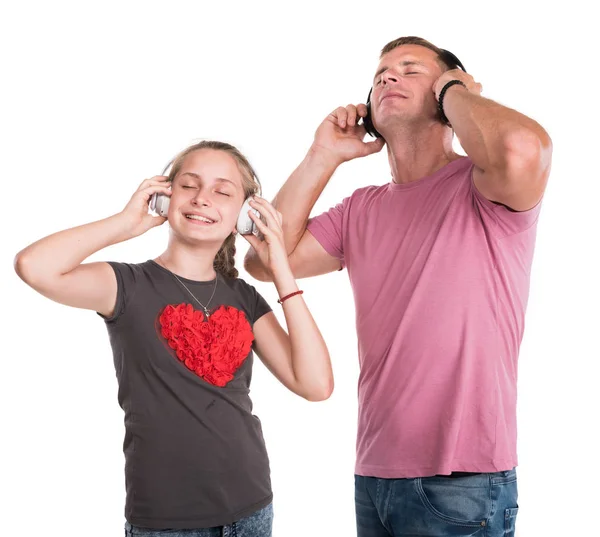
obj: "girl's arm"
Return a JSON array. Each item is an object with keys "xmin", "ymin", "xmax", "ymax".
[
  {"xmin": 244, "ymin": 197, "xmax": 333, "ymax": 401},
  {"xmin": 14, "ymin": 176, "xmax": 170, "ymax": 317}
]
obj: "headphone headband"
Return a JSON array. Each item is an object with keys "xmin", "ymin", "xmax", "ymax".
[{"xmin": 439, "ymin": 49, "xmax": 467, "ymax": 73}]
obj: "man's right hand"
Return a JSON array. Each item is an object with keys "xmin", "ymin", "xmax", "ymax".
[
  {"xmin": 311, "ymin": 104, "xmax": 385, "ymax": 167},
  {"xmin": 246, "ymin": 105, "xmax": 381, "ymax": 282}
]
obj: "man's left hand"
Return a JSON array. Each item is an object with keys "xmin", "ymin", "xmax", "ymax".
[{"xmin": 433, "ymin": 69, "xmax": 482, "ymax": 101}]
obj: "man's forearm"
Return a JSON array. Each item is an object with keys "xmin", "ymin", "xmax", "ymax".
[
  {"xmin": 443, "ymin": 86, "xmax": 551, "ymax": 174},
  {"xmin": 244, "ymin": 146, "xmax": 339, "ymax": 279},
  {"xmin": 273, "ymin": 147, "xmax": 340, "ymax": 253}
]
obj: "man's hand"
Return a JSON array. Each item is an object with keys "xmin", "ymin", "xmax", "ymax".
[
  {"xmin": 311, "ymin": 104, "xmax": 385, "ymax": 167},
  {"xmin": 433, "ymin": 69, "xmax": 482, "ymax": 101}
]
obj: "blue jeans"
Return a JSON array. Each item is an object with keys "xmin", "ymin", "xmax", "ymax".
[
  {"xmin": 124, "ymin": 503, "xmax": 273, "ymax": 537},
  {"xmin": 355, "ymin": 469, "xmax": 518, "ymax": 536}
]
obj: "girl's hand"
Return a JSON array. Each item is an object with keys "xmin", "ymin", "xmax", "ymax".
[
  {"xmin": 120, "ymin": 176, "xmax": 171, "ymax": 238},
  {"xmin": 241, "ymin": 196, "xmax": 291, "ymax": 277}
]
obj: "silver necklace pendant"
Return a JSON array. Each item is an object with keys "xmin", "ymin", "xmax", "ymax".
[{"xmin": 159, "ymin": 256, "xmax": 218, "ymax": 318}]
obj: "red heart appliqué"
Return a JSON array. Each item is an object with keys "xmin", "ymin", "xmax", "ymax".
[{"xmin": 158, "ymin": 303, "xmax": 254, "ymax": 387}]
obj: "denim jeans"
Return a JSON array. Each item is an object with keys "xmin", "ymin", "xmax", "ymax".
[
  {"xmin": 355, "ymin": 469, "xmax": 518, "ymax": 536},
  {"xmin": 124, "ymin": 503, "xmax": 273, "ymax": 537}
]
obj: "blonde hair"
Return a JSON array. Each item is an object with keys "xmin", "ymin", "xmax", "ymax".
[{"xmin": 164, "ymin": 141, "xmax": 260, "ymax": 279}]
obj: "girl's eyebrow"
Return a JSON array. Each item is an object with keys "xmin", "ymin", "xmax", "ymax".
[{"xmin": 179, "ymin": 172, "xmax": 237, "ymax": 187}]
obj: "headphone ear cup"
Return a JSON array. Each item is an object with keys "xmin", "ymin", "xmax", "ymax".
[
  {"xmin": 363, "ymin": 101, "xmax": 375, "ymax": 136},
  {"xmin": 363, "ymin": 92, "xmax": 383, "ymax": 139},
  {"xmin": 236, "ymin": 198, "xmax": 257, "ymax": 235}
]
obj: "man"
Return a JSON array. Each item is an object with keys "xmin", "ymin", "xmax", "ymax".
[{"xmin": 245, "ymin": 36, "xmax": 551, "ymax": 536}]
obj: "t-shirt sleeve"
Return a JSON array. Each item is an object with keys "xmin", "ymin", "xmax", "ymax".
[
  {"xmin": 97, "ymin": 261, "xmax": 139, "ymax": 323},
  {"xmin": 470, "ymin": 171, "xmax": 543, "ymax": 238},
  {"xmin": 251, "ymin": 285, "xmax": 272, "ymax": 324},
  {"xmin": 306, "ymin": 196, "xmax": 350, "ymax": 268}
]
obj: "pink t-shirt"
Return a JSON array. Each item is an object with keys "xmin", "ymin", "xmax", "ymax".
[{"xmin": 307, "ymin": 157, "xmax": 541, "ymax": 478}]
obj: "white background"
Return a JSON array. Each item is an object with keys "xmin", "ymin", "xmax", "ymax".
[{"xmin": 1, "ymin": 1, "xmax": 598, "ymax": 536}]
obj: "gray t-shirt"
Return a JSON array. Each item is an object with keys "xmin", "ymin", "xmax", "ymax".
[{"xmin": 99, "ymin": 260, "xmax": 273, "ymax": 529}]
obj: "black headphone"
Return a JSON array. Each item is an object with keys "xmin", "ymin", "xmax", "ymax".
[{"xmin": 362, "ymin": 49, "xmax": 467, "ymax": 138}]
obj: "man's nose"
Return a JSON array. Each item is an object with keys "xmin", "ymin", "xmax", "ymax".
[{"xmin": 382, "ymin": 71, "xmax": 398, "ymax": 85}]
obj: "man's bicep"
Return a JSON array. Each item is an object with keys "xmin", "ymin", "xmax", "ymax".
[{"xmin": 288, "ymin": 229, "xmax": 343, "ymax": 279}]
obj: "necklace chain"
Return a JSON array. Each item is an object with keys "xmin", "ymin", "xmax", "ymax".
[{"xmin": 158, "ymin": 256, "xmax": 218, "ymax": 318}]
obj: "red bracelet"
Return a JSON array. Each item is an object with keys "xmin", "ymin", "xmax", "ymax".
[{"xmin": 277, "ymin": 290, "xmax": 304, "ymax": 304}]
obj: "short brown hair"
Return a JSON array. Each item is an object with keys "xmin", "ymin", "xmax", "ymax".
[{"xmin": 380, "ymin": 36, "xmax": 454, "ymax": 71}]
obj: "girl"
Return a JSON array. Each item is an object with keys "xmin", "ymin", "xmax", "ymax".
[{"xmin": 14, "ymin": 140, "xmax": 334, "ymax": 536}]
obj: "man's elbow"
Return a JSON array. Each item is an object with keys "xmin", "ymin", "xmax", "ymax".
[
  {"xmin": 243, "ymin": 252, "xmax": 273, "ymax": 282},
  {"xmin": 14, "ymin": 250, "xmax": 38, "ymax": 286},
  {"xmin": 303, "ymin": 379, "xmax": 334, "ymax": 402},
  {"xmin": 504, "ymin": 125, "xmax": 552, "ymax": 175}
]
